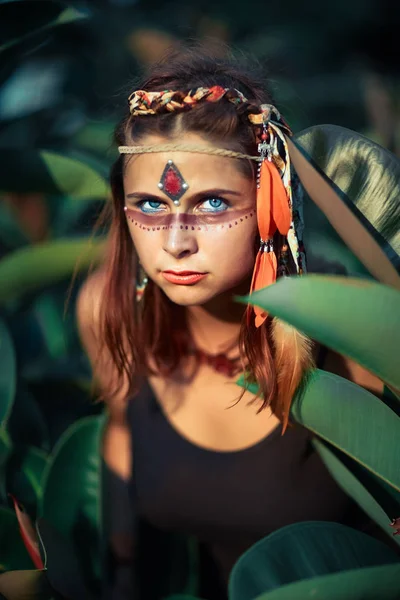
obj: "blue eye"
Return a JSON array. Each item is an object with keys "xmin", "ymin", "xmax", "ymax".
[
  {"xmin": 201, "ymin": 198, "xmax": 229, "ymax": 212},
  {"xmin": 138, "ymin": 200, "xmax": 165, "ymax": 213}
]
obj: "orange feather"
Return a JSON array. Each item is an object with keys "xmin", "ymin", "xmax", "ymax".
[
  {"xmin": 269, "ymin": 162, "xmax": 291, "ymax": 236},
  {"xmin": 253, "ymin": 250, "xmax": 277, "ymax": 328}
]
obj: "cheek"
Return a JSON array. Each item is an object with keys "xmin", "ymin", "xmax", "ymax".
[{"xmin": 201, "ymin": 222, "xmax": 257, "ymax": 278}]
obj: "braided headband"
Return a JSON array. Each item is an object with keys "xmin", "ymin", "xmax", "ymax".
[{"xmin": 119, "ymin": 86, "xmax": 303, "ymax": 327}]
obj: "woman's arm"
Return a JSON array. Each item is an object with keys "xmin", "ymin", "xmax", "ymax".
[{"xmin": 76, "ymin": 270, "xmax": 136, "ymax": 597}]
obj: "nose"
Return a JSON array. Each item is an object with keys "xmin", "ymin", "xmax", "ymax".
[{"xmin": 162, "ymin": 224, "xmax": 199, "ymax": 259}]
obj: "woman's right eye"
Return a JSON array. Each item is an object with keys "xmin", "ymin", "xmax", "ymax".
[{"xmin": 137, "ymin": 200, "xmax": 166, "ymax": 213}]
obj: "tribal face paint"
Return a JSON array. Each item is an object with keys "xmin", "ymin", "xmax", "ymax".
[{"xmin": 122, "ymin": 133, "xmax": 258, "ymax": 307}]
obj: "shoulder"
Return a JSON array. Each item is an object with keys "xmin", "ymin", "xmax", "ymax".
[{"xmin": 76, "ymin": 268, "xmax": 107, "ymax": 337}]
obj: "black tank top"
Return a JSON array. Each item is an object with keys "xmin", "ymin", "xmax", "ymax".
[{"xmin": 128, "ymin": 379, "xmax": 360, "ymax": 592}]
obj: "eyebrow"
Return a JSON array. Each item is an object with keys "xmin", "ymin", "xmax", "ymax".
[{"xmin": 125, "ymin": 188, "xmax": 243, "ymax": 200}]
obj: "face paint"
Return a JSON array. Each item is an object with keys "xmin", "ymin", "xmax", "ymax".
[
  {"xmin": 158, "ymin": 160, "xmax": 188, "ymax": 206},
  {"xmin": 124, "ymin": 206, "xmax": 255, "ymax": 232}
]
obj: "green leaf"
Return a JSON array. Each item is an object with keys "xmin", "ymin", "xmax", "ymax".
[
  {"xmin": 253, "ymin": 563, "xmax": 400, "ymax": 600},
  {"xmin": 0, "ymin": 507, "xmax": 33, "ymax": 571},
  {"xmin": 0, "ymin": 150, "xmax": 109, "ymax": 199},
  {"xmin": 40, "ymin": 415, "xmax": 106, "ymax": 586},
  {"xmin": 237, "ymin": 369, "xmax": 400, "ymax": 492},
  {"xmin": 229, "ymin": 521, "xmax": 400, "ymax": 600},
  {"xmin": 36, "ymin": 517, "xmax": 94, "ymax": 600},
  {"xmin": 0, "ymin": 1, "xmax": 87, "ymax": 54},
  {"xmin": 0, "ymin": 238, "xmax": 105, "ymax": 305},
  {"xmin": 313, "ymin": 439, "xmax": 400, "ymax": 546},
  {"xmin": 0, "ymin": 319, "xmax": 16, "ymax": 425},
  {"xmin": 238, "ymin": 275, "xmax": 400, "ymax": 391},
  {"xmin": 292, "ymin": 369, "xmax": 400, "ymax": 491}
]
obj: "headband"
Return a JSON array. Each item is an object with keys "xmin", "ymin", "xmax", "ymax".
[{"xmin": 119, "ymin": 86, "xmax": 303, "ymax": 327}]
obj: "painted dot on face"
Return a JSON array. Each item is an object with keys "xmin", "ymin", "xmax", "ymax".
[{"xmin": 124, "ymin": 206, "xmax": 256, "ymax": 233}]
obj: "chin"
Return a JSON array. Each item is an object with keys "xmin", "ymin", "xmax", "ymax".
[{"xmin": 163, "ymin": 287, "xmax": 215, "ymax": 307}]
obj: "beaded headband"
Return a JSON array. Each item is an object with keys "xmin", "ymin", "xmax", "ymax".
[{"xmin": 119, "ymin": 86, "xmax": 303, "ymax": 327}]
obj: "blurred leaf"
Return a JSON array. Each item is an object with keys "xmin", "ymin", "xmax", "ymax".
[
  {"xmin": 229, "ymin": 521, "xmax": 400, "ymax": 600},
  {"xmin": 0, "ymin": 149, "xmax": 109, "ymax": 199},
  {"xmin": 254, "ymin": 563, "xmax": 400, "ymax": 600},
  {"xmin": 36, "ymin": 517, "xmax": 94, "ymax": 600},
  {"xmin": 238, "ymin": 276, "xmax": 400, "ymax": 391},
  {"xmin": 0, "ymin": 1, "xmax": 87, "ymax": 54},
  {"xmin": 18, "ymin": 447, "xmax": 48, "ymax": 501},
  {"xmin": 0, "ymin": 198, "xmax": 30, "ymax": 250},
  {"xmin": 9, "ymin": 496, "xmax": 43, "ymax": 569},
  {"xmin": 0, "ymin": 569, "xmax": 54, "ymax": 600},
  {"xmin": 7, "ymin": 383, "xmax": 49, "ymax": 451},
  {"xmin": 0, "ymin": 318, "xmax": 16, "ymax": 425},
  {"xmin": 0, "ymin": 507, "xmax": 33, "ymax": 571},
  {"xmin": 40, "ymin": 415, "xmax": 106, "ymax": 589},
  {"xmin": 73, "ymin": 121, "xmax": 116, "ymax": 157},
  {"xmin": 0, "ymin": 238, "xmax": 105, "ymax": 305},
  {"xmin": 313, "ymin": 439, "xmax": 400, "ymax": 546},
  {"xmin": 0, "ymin": 428, "xmax": 11, "ymax": 502}
]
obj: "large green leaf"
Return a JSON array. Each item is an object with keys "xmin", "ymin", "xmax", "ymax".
[
  {"xmin": 237, "ymin": 368, "xmax": 400, "ymax": 492},
  {"xmin": 0, "ymin": 507, "xmax": 33, "ymax": 571},
  {"xmin": 7, "ymin": 447, "xmax": 49, "ymax": 512},
  {"xmin": 0, "ymin": 238, "xmax": 105, "ymax": 305},
  {"xmin": 313, "ymin": 439, "xmax": 400, "ymax": 546},
  {"xmin": 0, "ymin": 1, "xmax": 87, "ymax": 54},
  {"xmin": 293, "ymin": 125, "xmax": 400, "ymax": 272},
  {"xmin": 0, "ymin": 150, "xmax": 109, "ymax": 199},
  {"xmin": 40, "ymin": 415, "xmax": 106, "ymax": 588},
  {"xmin": 293, "ymin": 370, "xmax": 400, "ymax": 491},
  {"xmin": 254, "ymin": 563, "xmax": 400, "ymax": 600},
  {"xmin": 229, "ymin": 521, "xmax": 400, "ymax": 600},
  {"xmin": 0, "ymin": 319, "xmax": 16, "ymax": 425},
  {"xmin": 239, "ymin": 275, "xmax": 400, "ymax": 391}
]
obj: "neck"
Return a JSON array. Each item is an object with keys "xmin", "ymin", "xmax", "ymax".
[{"xmin": 186, "ymin": 279, "xmax": 249, "ymax": 356}]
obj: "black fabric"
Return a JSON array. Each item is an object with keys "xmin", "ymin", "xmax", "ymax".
[{"xmin": 127, "ymin": 381, "xmax": 362, "ymax": 594}]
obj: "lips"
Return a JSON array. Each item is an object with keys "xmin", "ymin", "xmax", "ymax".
[{"xmin": 162, "ymin": 270, "xmax": 207, "ymax": 285}]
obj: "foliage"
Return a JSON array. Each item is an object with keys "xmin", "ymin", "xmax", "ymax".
[{"xmin": 0, "ymin": 1, "xmax": 399, "ymax": 599}]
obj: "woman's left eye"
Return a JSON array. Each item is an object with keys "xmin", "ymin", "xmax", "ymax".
[{"xmin": 199, "ymin": 198, "xmax": 229, "ymax": 212}]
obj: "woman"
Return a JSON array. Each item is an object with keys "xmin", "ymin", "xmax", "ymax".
[{"xmin": 77, "ymin": 48, "xmax": 398, "ymax": 599}]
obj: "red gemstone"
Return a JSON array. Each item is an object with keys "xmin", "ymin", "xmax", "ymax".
[{"xmin": 164, "ymin": 167, "xmax": 182, "ymax": 197}]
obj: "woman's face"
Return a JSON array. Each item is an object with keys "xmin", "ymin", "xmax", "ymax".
[{"xmin": 123, "ymin": 133, "xmax": 257, "ymax": 307}]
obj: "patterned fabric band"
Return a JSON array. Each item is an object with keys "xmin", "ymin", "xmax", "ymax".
[{"xmin": 127, "ymin": 86, "xmax": 292, "ymax": 136}]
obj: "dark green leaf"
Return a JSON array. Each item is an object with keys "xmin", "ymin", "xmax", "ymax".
[
  {"xmin": 229, "ymin": 522, "xmax": 400, "ymax": 600},
  {"xmin": 0, "ymin": 149, "xmax": 109, "ymax": 199},
  {"xmin": 0, "ymin": 2, "xmax": 87, "ymax": 54},
  {"xmin": 238, "ymin": 276, "xmax": 400, "ymax": 390},
  {"xmin": 36, "ymin": 518, "xmax": 93, "ymax": 600},
  {"xmin": 0, "ymin": 319, "xmax": 16, "ymax": 425},
  {"xmin": 291, "ymin": 369, "xmax": 400, "ymax": 491},
  {"xmin": 0, "ymin": 238, "xmax": 105, "ymax": 305},
  {"xmin": 313, "ymin": 439, "xmax": 400, "ymax": 546},
  {"xmin": 253, "ymin": 563, "xmax": 400, "ymax": 600},
  {"xmin": 40, "ymin": 415, "xmax": 106, "ymax": 589},
  {"xmin": 0, "ymin": 507, "xmax": 33, "ymax": 571}
]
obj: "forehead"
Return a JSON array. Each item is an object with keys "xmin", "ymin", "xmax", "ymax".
[{"xmin": 123, "ymin": 134, "xmax": 253, "ymax": 192}]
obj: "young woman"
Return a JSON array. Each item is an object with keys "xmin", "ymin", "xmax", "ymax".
[{"xmin": 77, "ymin": 48, "xmax": 398, "ymax": 598}]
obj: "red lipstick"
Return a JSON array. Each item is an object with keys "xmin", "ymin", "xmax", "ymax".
[{"xmin": 162, "ymin": 270, "xmax": 207, "ymax": 285}]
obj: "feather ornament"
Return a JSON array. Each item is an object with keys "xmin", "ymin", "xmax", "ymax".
[{"xmin": 271, "ymin": 317, "xmax": 315, "ymax": 432}]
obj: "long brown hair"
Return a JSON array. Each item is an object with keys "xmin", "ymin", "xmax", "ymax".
[{"xmin": 96, "ymin": 45, "xmax": 309, "ymax": 428}]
